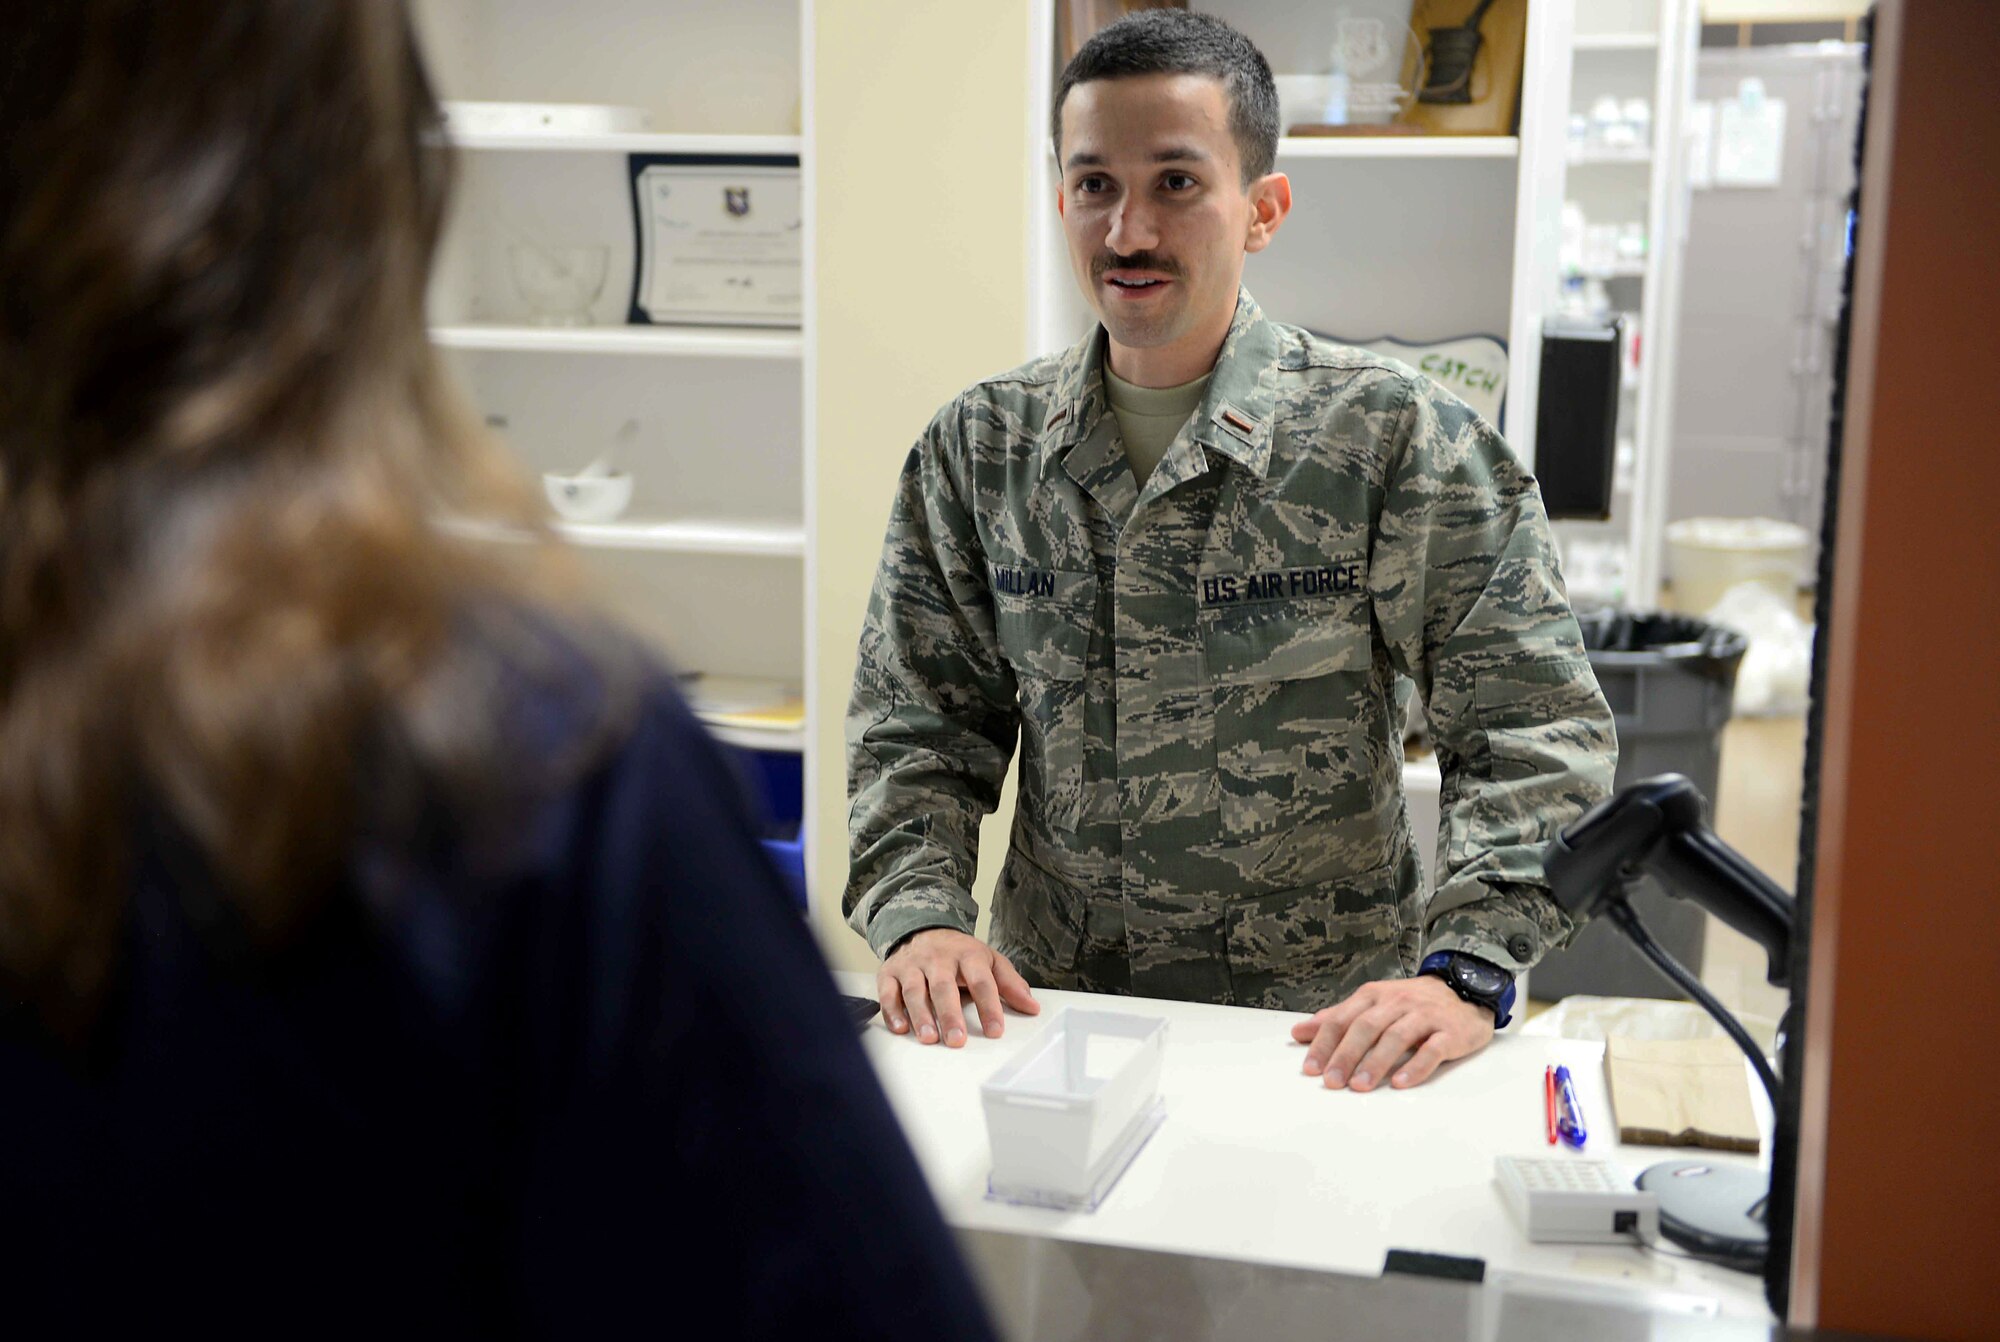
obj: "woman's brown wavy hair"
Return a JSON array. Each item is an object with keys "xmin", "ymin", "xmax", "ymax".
[{"xmin": 1, "ymin": 2, "xmax": 604, "ymax": 1036}]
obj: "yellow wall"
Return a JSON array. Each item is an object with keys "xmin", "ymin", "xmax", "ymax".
[{"xmin": 807, "ymin": 2, "xmax": 1038, "ymax": 971}]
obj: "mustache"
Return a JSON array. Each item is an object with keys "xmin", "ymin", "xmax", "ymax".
[{"xmin": 1092, "ymin": 251, "xmax": 1180, "ymax": 279}]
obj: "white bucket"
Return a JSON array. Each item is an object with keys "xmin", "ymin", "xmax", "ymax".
[{"xmin": 1663, "ymin": 517, "xmax": 1810, "ymax": 617}]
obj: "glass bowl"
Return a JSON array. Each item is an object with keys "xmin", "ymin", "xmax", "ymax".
[{"xmin": 509, "ymin": 244, "xmax": 609, "ymax": 326}]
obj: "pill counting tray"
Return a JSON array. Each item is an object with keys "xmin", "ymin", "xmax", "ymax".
[{"xmin": 981, "ymin": 1009, "xmax": 1168, "ymax": 1212}]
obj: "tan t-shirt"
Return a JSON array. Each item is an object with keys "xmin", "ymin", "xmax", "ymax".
[{"xmin": 1104, "ymin": 366, "xmax": 1211, "ymax": 488}]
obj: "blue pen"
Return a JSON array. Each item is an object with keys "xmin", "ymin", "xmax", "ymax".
[{"xmin": 1554, "ymin": 1064, "xmax": 1588, "ymax": 1150}]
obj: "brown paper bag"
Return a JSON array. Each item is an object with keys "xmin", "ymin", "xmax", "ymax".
[{"xmin": 1604, "ymin": 1035, "xmax": 1763, "ymax": 1154}]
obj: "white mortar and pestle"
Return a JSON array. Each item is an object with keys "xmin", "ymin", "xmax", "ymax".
[{"xmin": 544, "ymin": 419, "xmax": 638, "ymax": 523}]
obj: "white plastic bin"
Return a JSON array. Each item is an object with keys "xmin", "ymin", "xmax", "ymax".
[
  {"xmin": 1664, "ymin": 517, "xmax": 1811, "ymax": 617},
  {"xmin": 980, "ymin": 1009, "xmax": 1167, "ymax": 1211}
]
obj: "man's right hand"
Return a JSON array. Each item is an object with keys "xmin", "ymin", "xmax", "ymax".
[{"xmin": 878, "ymin": 929, "xmax": 1039, "ymax": 1047}]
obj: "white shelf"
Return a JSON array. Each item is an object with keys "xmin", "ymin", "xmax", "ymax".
[
  {"xmin": 1048, "ymin": 135, "xmax": 1518, "ymax": 166},
  {"xmin": 431, "ymin": 324, "xmax": 802, "ymax": 359},
  {"xmin": 415, "ymin": 2, "xmax": 813, "ymax": 823},
  {"xmin": 444, "ymin": 130, "xmax": 802, "ymax": 156},
  {"xmin": 1574, "ymin": 33, "xmax": 1660, "ymax": 51},
  {"xmin": 1276, "ymin": 135, "xmax": 1518, "ymax": 160},
  {"xmin": 684, "ymin": 674, "xmax": 804, "ymax": 753},
  {"xmin": 443, "ymin": 516, "xmax": 805, "ymax": 557},
  {"xmin": 558, "ymin": 519, "xmax": 805, "ymax": 556},
  {"xmin": 701, "ymin": 719, "xmax": 806, "ymax": 753},
  {"xmin": 1568, "ymin": 146, "xmax": 1654, "ymax": 165},
  {"xmin": 1568, "ymin": 262, "xmax": 1648, "ymax": 280}
]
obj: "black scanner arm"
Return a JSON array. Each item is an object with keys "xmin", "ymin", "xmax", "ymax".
[
  {"xmin": 1545, "ymin": 775, "xmax": 1795, "ymax": 989},
  {"xmin": 1543, "ymin": 774, "xmax": 1795, "ymax": 1110}
]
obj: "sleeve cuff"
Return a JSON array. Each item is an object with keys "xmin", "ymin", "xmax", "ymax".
[
  {"xmin": 1422, "ymin": 909, "xmax": 1545, "ymax": 976},
  {"xmin": 865, "ymin": 898, "xmax": 977, "ymax": 961},
  {"xmin": 1423, "ymin": 873, "xmax": 1579, "ymax": 976}
]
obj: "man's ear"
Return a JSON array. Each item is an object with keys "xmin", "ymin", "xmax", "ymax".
[{"xmin": 1244, "ymin": 171, "xmax": 1292, "ymax": 254}]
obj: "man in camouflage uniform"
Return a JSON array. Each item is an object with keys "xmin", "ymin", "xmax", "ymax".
[{"xmin": 846, "ymin": 11, "xmax": 1615, "ymax": 1091}]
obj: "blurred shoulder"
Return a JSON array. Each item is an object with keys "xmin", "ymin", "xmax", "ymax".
[
  {"xmin": 410, "ymin": 598, "xmax": 736, "ymax": 845},
  {"xmin": 918, "ymin": 346, "xmax": 1071, "ymax": 451}
]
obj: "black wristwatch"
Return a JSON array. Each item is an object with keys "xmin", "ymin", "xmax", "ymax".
[{"xmin": 1418, "ymin": 951, "xmax": 1516, "ymax": 1028}]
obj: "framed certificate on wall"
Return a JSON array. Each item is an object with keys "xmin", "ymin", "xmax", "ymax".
[{"xmin": 627, "ymin": 153, "xmax": 802, "ymax": 328}]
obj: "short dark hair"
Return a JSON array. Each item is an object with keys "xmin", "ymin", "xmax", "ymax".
[{"xmin": 1052, "ymin": 9, "xmax": 1280, "ymax": 183}]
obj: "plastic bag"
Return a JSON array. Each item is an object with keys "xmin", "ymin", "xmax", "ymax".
[
  {"xmin": 1705, "ymin": 582, "xmax": 1814, "ymax": 717},
  {"xmin": 1519, "ymin": 993, "xmax": 1778, "ymax": 1054}
]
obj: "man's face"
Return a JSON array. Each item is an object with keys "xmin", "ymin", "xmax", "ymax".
[{"xmin": 1056, "ymin": 72, "xmax": 1286, "ymax": 380}]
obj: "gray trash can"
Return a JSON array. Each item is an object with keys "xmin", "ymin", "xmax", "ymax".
[{"xmin": 1530, "ymin": 612, "xmax": 1749, "ymax": 1001}]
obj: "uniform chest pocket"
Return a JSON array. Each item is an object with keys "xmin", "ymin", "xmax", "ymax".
[
  {"xmin": 992, "ymin": 568, "xmax": 1094, "ymax": 680},
  {"xmin": 993, "ymin": 569, "xmax": 1096, "ymax": 832},
  {"xmin": 1201, "ymin": 607, "xmax": 1388, "ymax": 851}
]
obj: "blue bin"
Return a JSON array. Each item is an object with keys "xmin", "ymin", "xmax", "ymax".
[
  {"xmin": 761, "ymin": 834, "xmax": 807, "ymax": 912},
  {"xmin": 717, "ymin": 741, "xmax": 806, "ymax": 911},
  {"xmin": 727, "ymin": 745, "xmax": 803, "ymax": 835}
]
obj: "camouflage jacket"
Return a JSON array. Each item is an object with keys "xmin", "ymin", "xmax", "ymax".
[{"xmin": 846, "ymin": 290, "xmax": 1616, "ymax": 1010}]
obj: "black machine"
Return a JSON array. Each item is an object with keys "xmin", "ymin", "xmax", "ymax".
[
  {"xmin": 1542, "ymin": 774, "xmax": 1797, "ymax": 1272},
  {"xmin": 840, "ymin": 993, "xmax": 882, "ymax": 1029},
  {"xmin": 1536, "ymin": 313, "xmax": 1626, "ymax": 521}
]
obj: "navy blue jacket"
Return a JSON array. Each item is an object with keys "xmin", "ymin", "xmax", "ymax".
[{"xmin": 0, "ymin": 657, "xmax": 996, "ymax": 1338}]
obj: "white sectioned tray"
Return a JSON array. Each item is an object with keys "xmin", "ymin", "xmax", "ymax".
[{"xmin": 980, "ymin": 1008, "xmax": 1167, "ymax": 1212}]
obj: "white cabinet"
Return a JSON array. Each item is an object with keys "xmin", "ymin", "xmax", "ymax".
[
  {"xmin": 1548, "ymin": 0, "xmax": 1700, "ymax": 609},
  {"xmin": 411, "ymin": 0, "xmax": 799, "ymax": 134},
  {"xmin": 411, "ymin": 0, "xmax": 807, "ymax": 751}
]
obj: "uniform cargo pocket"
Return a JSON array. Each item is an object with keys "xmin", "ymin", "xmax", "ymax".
[
  {"xmin": 1201, "ymin": 610, "xmax": 1382, "ymax": 843},
  {"xmin": 1225, "ymin": 867, "xmax": 1405, "ymax": 1011},
  {"xmin": 994, "ymin": 572, "xmax": 1096, "ymax": 831},
  {"xmin": 1473, "ymin": 657, "xmax": 1605, "ymax": 784}
]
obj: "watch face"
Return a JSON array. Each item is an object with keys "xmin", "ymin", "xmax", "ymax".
[{"xmin": 1455, "ymin": 958, "xmax": 1510, "ymax": 997}]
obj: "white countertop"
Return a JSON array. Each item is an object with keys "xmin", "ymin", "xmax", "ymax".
[{"xmin": 837, "ymin": 971, "xmax": 1777, "ymax": 1323}]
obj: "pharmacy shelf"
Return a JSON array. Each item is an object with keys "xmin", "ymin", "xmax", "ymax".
[
  {"xmin": 1574, "ymin": 33, "xmax": 1660, "ymax": 51},
  {"xmin": 431, "ymin": 324, "xmax": 802, "ymax": 358},
  {"xmin": 1277, "ymin": 135, "xmax": 1518, "ymax": 160},
  {"xmin": 1049, "ymin": 135, "xmax": 1518, "ymax": 166},
  {"xmin": 444, "ymin": 130, "xmax": 802, "ymax": 156},
  {"xmin": 443, "ymin": 516, "xmax": 806, "ymax": 558},
  {"xmin": 1569, "ymin": 146, "xmax": 1654, "ymax": 165}
]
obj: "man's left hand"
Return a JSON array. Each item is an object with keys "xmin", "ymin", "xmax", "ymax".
[{"xmin": 1290, "ymin": 975, "xmax": 1496, "ymax": 1091}]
